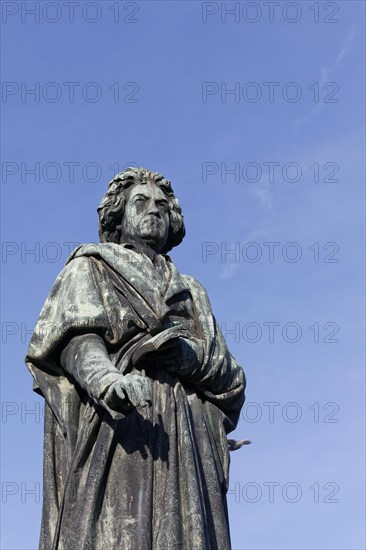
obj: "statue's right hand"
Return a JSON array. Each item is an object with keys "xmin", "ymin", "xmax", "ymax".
[{"xmin": 104, "ymin": 373, "xmax": 151, "ymax": 410}]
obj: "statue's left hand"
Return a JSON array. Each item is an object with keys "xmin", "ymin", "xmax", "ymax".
[
  {"xmin": 138, "ymin": 338, "xmax": 181, "ymax": 369},
  {"xmin": 162, "ymin": 337, "xmax": 203, "ymax": 374}
]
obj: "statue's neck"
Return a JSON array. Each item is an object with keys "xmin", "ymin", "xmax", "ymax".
[{"xmin": 119, "ymin": 238, "xmax": 160, "ymax": 261}]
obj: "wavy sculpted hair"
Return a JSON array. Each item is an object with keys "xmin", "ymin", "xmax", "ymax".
[{"xmin": 97, "ymin": 167, "xmax": 186, "ymax": 254}]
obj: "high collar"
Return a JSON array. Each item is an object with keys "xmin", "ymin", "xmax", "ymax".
[{"xmin": 121, "ymin": 242, "xmax": 157, "ymax": 263}]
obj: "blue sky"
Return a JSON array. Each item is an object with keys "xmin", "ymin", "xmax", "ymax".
[{"xmin": 1, "ymin": 1, "xmax": 365, "ymax": 549}]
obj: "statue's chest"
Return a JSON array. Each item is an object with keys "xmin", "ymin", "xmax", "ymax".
[{"xmin": 99, "ymin": 260, "xmax": 195, "ymax": 334}]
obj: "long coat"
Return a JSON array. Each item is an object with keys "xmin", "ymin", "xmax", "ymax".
[{"xmin": 25, "ymin": 243, "xmax": 245, "ymax": 550}]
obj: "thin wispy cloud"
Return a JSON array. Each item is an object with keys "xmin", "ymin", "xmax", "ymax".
[
  {"xmin": 296, "ymin": 25, "xmax": 358, "ymax": 128},
  {"xmin": 336, "ymin": 26, "xmax": 358, "ymax": 64},
  {"xmin": 248, "ymin": 181, "xmax": 274, "ymax": 211},
  {"xmin": 220, "ymin": 261, "xmax": 240, "ymax": 280}
]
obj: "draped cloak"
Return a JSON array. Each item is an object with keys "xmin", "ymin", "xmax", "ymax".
[{"xmin": 25, "ymin": 243, "xmax": 245, "ymax": 550}]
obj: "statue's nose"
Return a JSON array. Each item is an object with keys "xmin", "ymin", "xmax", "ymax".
[{"xmin": 146, "ymin": 200, "xmax": 160, "ymax": 216}]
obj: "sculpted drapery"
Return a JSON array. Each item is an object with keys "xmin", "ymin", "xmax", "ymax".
[{"xmin": 25, "ymin": 168, "xmax": 246, "ymax": 550}]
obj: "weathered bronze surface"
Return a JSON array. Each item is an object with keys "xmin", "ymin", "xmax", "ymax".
[{"xmin": 26, "ymin": 167, "xmax": 246, "ymax": 550}]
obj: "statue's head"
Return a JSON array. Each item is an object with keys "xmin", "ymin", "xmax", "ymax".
[{"xmin": 98, "ymin": 167, "xmax": 185, "ymax": 254}]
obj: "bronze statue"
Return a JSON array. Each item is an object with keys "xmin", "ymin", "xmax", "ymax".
[{"xmin": 25, "ymin": 167, "xmax": 246, "ymax": 549}]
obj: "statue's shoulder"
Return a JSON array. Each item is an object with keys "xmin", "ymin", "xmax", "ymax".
[
  {"xmin": 64, "ymin": 243, "xmax": 137, "ymax": 287},
  {"xmin": 66, "ymin": 243, "xmax": 111, "ymax": 264},
  {"xmin": 52, "ymin": 243, "xmax": 100, "ymax": 279},
  {"xmin": 65, "ymin": 243, "xmax": 129, "ymax": 268},
  {"xmin": 181, "ymin": 274, "xmax": 212, "ymax": 306},
  {"xmin": 48, "ymin": 246, "xmax": 98, "ymax": 294}
]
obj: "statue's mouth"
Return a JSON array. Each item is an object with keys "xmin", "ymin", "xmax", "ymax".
[{"xmin": 144, "ymin": 216, "xmax": 162, "ymax": 225}]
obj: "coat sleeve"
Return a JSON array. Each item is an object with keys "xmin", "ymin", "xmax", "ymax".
[{"xmin": 25, "ymin": 256, "xmax": 134, "ymax": 430}]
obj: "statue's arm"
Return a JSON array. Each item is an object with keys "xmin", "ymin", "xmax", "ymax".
[
  {"xmin": 60, "ymin": 333, "xmax": 151, "ymax": 418},
  {"xmin": 164, "ymin": 276, "xmax": 245, "ymax": 428},
  {"xmin": 173, "ymin": 321, "xmax": 244, "ymax": 394}
]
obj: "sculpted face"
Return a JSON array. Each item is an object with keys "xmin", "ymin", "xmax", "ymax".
[{"xmin": 119, "ymin": 180, "xmax": 170, "ymax": 253}]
